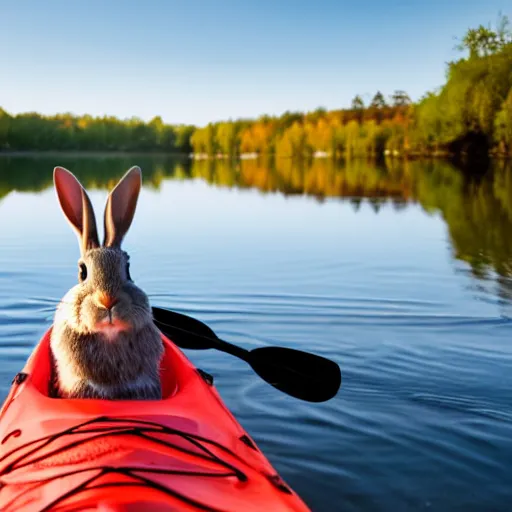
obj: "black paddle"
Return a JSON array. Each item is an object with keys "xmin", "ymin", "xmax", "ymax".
[{"xmin": 151, "ymin": 306, "xmax": 341, "ymax": 403}]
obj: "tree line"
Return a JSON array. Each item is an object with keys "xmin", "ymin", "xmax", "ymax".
[
  {"xmin": 0, "ymin": 111, "xmax": 195, "ymax": 153},
  {"xmin": 190, "ymin": 92, "xmax": 414, "ymax": 159},
  {"xmin": 191, "ymin": 15, "xmax": 512, "ymax": 159},
  {"xmin": 0, "ymin": 15, "xmax": 511, "ymax": 158}
]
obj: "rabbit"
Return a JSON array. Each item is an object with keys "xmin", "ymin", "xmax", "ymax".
[{"xmin": 49, "ymin": 166, "xmax": 164, "ymax": 400}]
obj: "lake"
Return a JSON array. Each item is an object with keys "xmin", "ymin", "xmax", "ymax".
[{"xmin": 0, "ymin": 154, "xmax": 511, "ymax": 511}]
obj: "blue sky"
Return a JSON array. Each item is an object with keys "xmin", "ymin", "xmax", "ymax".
[{"xmin": 0, "ymin": 0, "xmax": 508, "ymax": 126}]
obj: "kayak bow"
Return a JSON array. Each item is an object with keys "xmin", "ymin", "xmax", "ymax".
[{"xmin": 0, "ymin": 328, "xmax": 311, "ymax": 511}]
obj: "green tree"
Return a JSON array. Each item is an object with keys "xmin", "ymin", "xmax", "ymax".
[
  {"xmin": 175, "ymin": 125, "xmax": 195, "ymax": 153},
  {"xmin": 494, "ymin": 90, "xmax": 512, "ymax": 154},
  {"xmin": 215, "ymin": 122, "xmax": 239, "ymax": 156},
  {"xmin": 390, "ymin": 90, "xmax": 411, "ymax": 107},
  {"xmin": 0, "ymin": 108, "xmax": 12, "ymax": 149},
  {"xmin": 351, "ymin": 95, "xmax": 365, "ymax": 110},
  {"xmin": 456, "ymin": 14, "xmax": 511, "ymax": 58},
  {"xmin": 370, "ymin": 91, "xmax": 387, "ymax": 109},
  {"xmin": 190, "ymin": 124, "xmax": 217, "ymax": 156}
]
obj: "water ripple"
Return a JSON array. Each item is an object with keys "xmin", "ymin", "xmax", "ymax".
[
  {"xmin": 2, "ymin": 172, "xmax": 512, "ymax": 511},
  {"xmin": 411, "ymin": 393, "xmax": 512, "ymax": 423}
]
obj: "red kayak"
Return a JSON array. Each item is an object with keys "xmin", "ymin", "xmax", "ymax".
[{"xmin": 0, "ymin": 328, "xmax": 310, "ymax": 511}]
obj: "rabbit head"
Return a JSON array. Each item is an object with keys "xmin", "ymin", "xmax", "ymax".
[{"xmin": 50, "ymin": 166, "xmax": 163, "ymax": 400}]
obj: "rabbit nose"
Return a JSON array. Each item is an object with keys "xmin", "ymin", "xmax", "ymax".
[{"xmin": 96, "ymin": 292, "xmax": 118, "ymax": 310}]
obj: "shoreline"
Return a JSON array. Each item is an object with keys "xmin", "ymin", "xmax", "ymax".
[
  {"xmin": 0, "ymin": 150, "xmax": 510, "ymax": 162},
  {"xmin": 0, "ymin": 150, "xmax": 190, "ymax": 158},
  {"xmin": 190, "ymin": 151, "xmax": 511, "ymax": 161}
]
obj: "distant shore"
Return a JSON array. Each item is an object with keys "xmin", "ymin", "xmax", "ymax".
[
  {"xmin": 189, "ymin": 149, "xmax": 512, "ymax": 161},
  {"xmin": 0, "ymin": 150, "xmax": 189, "ymax": 158},
  {"xmin": 1, "ymin": 149, "xmax": 509, "ymax": 162}
]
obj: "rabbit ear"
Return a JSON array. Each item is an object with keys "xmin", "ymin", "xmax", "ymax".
[
  {"xmin": 103, "ymin": 166, "xmax": 142, "ymax": 248},
  {"xmin": 53, "ymin": 167, "xmax": 100, "ymax": 254}
]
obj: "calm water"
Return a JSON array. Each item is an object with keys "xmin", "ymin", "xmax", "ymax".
[{"xmin": 1, "ymin": 154, "xmax": 512, "ymax": 511}]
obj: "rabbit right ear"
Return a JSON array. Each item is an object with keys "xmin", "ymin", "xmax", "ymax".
[
  {"xmin": 103, "ymin": 166, "xmax": 142, "ymax": 248},
  {"xmin": 53, "ymin": 167, "xmax": 100, "ymax": 254}
]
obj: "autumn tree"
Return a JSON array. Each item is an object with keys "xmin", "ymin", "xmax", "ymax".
[
  {"xmin": 275, "ymin": 121, "xmax": 309, "ymax": 158},
  {"xmin": 305, "ymin": 118, "xmax": 333, "ymax": 153}
]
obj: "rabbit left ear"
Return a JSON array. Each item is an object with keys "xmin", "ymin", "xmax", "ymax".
[
  {"xmin": 103, "ymin": 166, "xmax": 142, "ymax": 248},
  {"xmin": 53, "ymin": 167, "xmax": 100, "ymax": 254}
]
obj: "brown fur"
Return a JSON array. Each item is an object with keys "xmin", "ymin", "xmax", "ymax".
[{"xmin": 50, "ymin": 166, "xmax": 163, "ymax": 400}]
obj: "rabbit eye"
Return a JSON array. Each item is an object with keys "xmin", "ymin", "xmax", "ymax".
[{"xmin": 78, "ymin": 263, "xmax": 88, "ymax": 282}]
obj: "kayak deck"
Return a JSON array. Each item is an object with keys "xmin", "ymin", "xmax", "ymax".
[{"xmin": 0, "ymin": 328, "xmax": 310, "ymax": 511}]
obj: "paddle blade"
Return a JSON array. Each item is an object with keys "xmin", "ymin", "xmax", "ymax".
[
  {"xmin": 151, "ymin": 306, "xmax": 342, "ymax": 402},
  {"xmin": 152, "ymin": 307, "xmax": 217, "ymax": 349},
  {"xmin": 248, "ymin": 347, "xmax": 341, "ymax": 403}
]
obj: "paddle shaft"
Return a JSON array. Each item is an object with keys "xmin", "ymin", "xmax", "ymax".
[{"xmin": 154, "ymin": 319, "xmax": 250, "ymax": 361}]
